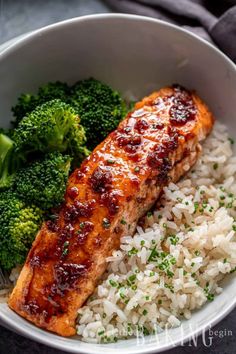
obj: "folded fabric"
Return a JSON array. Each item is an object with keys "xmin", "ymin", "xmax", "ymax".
[{"xmin": 104, "ymin": 0, "xmax": 236, "ymax": 62}]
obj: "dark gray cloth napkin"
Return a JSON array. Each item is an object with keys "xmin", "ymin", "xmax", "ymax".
[{"xmin": 104, "ymin": 0, "xmax": 236, "ymax": 62}]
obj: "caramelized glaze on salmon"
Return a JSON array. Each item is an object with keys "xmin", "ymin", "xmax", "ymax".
[{"xmin": 8, "ymin": 85, "xmax": 214, "ymax": 336}]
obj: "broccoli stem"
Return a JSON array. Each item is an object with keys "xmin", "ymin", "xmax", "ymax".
[
  {"xmin": 0, "ymin": 134, "xmax": 14, "ymax": 189},
  {"xmin": 0, "ymin": 133, "xmax": 13, "ymax": 160}
]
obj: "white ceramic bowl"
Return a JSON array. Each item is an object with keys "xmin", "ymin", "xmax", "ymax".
[{"xmin": 0, "ymin": 13, "xmax": 236, "ymax": 354}]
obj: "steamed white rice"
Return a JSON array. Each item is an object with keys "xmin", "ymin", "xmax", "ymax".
[
  {"xmin": 1, "ymin": 121, "xmax": 236, "ymax": 342},
  {"xmin": 76, "ymin": 121, "xmax": 236, "ymax": 343}
]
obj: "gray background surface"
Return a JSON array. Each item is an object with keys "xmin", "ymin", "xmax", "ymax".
[{"xmin": 0, "ymin": 0, "xmax": 235, "ymax": 353}]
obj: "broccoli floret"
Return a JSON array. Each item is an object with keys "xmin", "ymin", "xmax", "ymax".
[
  {"xmin": 0, "ymin": 191, "xmax": 43, "ymax": 270},
  {"xmin": 12, "ymin": 79, "xmax": 128, "ymax": 150},
  {"xmin": 12, "ymin": 81, "xmax": 70, "ymax": 126},
  {"xmin": 15, "ymin": 152, "xmax": 71, "ymax": 209},
  {"xmin": 11, "ymin": 94, "xmax": 38, "ymax": 126},
  {"xmin": 37, "ymin": 81, "xmax": 70, "ymax": 103},
  {"xmin": 70, "ymin": 78, "xmax": 128, "ymax": 149},
  {"xmin": 13, "ymin": 99, "xmax": 88, "ymax": 161}
]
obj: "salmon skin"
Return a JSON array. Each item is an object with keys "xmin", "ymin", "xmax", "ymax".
[{"xmin": 9, "ymin": 85, "xmax": 214, "ymax": 336}]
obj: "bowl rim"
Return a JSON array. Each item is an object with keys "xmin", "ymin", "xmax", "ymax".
[
  {"xmin": 1, "ymin": 298, "xmax": 236, "ymax": 354},
  {"xmin": 0, "ymin": 12, "xmax": 236, "ymax": 354},
  {"xmin": 0, "ymin": 12, "xmax": 235, "ymax": 72}
]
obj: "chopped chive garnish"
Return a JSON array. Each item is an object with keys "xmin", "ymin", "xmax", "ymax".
[
  {"xmin": 207, "ymin": 293, "xmax": 214, "ymax": 302},
  {"xmin": 167, "ymin": 270, "xmax": 174, "ymax": 278},
  {"xmin": 148, "ymin": 247, "xmax": 159, "ymax": 262},
  {"xmin": 164, "ymin": 283, "xmax": 174, "ymax": 293},
  {"xmin": 62, "ymin": 240, "xmax": 69, "ymax": 257},
  {"xmin": 128, "ymin": 274, "xmax": 136, "ymax": 282},
  {"xmin": 48, "ymin": 214, "xmax": 58, "ymax": 221},
  {"xmin": 80, "ymin": 222, "xmax": 85, "ymax": 229},
  {"xmin": 109, "ymin": 279, "xmax": 118, "ymax": 287},
  {"xmin": 120, "ymin": 218, "xmax": 127, "ymax": 225},
  {"xmin": 120, "ymin": 293, "xmax": 125, "ymax": 299},
  {"xmin": 170, "ymin": 235, "xmax": 179, "ymax": 245},
  {"xmin": 194, "ymin": 202, "xmax": 199, "ymax": 212},
  {"xmin": 128, "ymin": 247, "xmax": 138, "ymax": 256},
  {"xmin": 107, "ymin": 159, "xmax": 115, "ymax": 164},
  {"xmin": 62, "ymin": 249, "xmax": 68, "ymax": 256},
  {"xmin": 102, "ymin": 218, "xmax": 111, "ymax": 229}
]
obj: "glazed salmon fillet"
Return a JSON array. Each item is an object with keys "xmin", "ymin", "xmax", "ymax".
[{"xmin": 8, "ymin": 85, "xmax": 214, "ymax": 336}]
